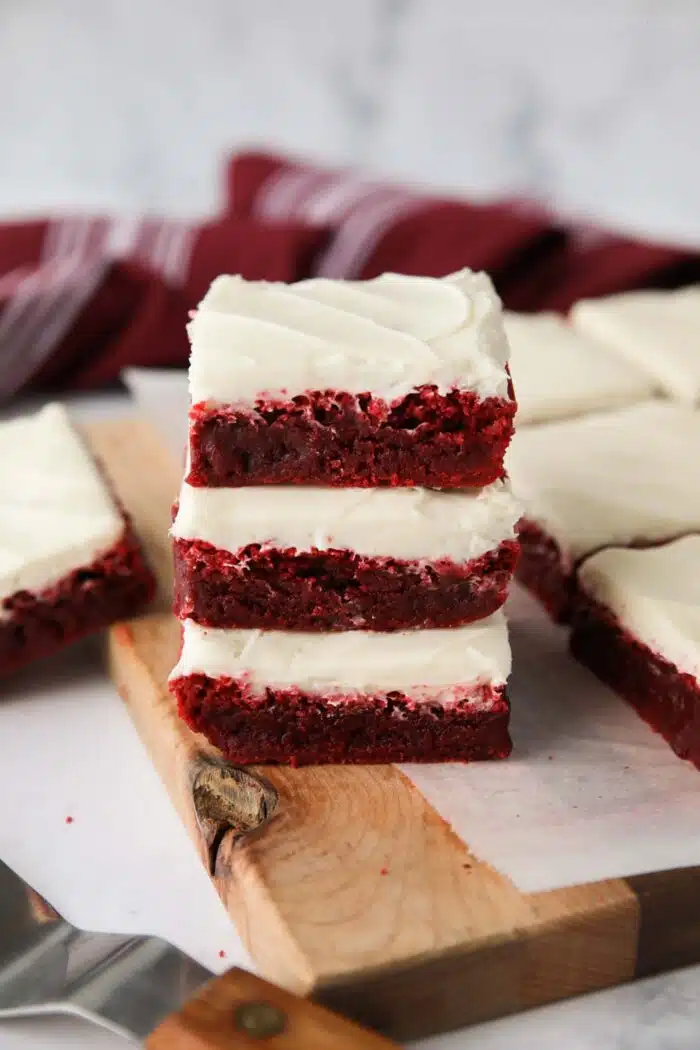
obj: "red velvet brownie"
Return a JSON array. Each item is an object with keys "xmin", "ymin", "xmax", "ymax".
[
  {"xmin": 171, "ymin": 479, "xmax": 521, "ymax": 631},
  {"xmin": 186, "ymin": 270, "xmax": 516, "ymax": 488},
  {"xmin": 170, "ymin": 613, "xmax": 512, "ymax": 765},
  {"xmin": 571, "ymin": 286, "xmax": 700, "ymax": 406},
  {"xmin": 506, "ymin": 402, "xmax": 700, "ymax": 622},
  {"xmin": 504, "ymin": 311, "xmax": 653, "ymax": 425},
  {"xmin": 571, "ymin": 537, "xmax": 700, "ymax": 769},
  {"xmin": 0, "ymin": 404, "xmax": 155, "ymax": 678}
]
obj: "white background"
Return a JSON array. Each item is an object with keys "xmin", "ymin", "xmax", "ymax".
[
  {"xmin": 1, "ymin": 2, "xmax": 700, "ymax": 1046},
  {"xmin": 1, "ymin": 1, "xmax": 700, "ymax": 245}
]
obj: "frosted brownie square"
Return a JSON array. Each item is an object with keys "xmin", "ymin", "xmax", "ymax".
[
  {"xmin": 506, "ymin": 401, "xmax": 700, "ymax": 621},
  {"xmin": 0, "ymin": 404, "xmax": 155, "ymax": 677},
  {"xmin": 171, "ymin": 479, "xmax": 521, "ymax": 631},
  {"xmin": 571, "ymin": 286, "xmax": 700, "ymax": 405},
  {"xmin": 571, "ymin": 536, "xmax": 700, "ymax": 769},
  {"xmin": 186, "ymin": 269, "xmax": 516, "ymax": 488},
  {"xmin": 504, "ymin": 311, "xmax": 653, "ymax": 424},
  {"xmin": 169, "ymin": 614, "xmax": 512, "ymax": 765}
]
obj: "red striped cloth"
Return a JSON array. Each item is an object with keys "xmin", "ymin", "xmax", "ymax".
[
  {"xmin": 229, "ymin": 150, "xmax": 700, "ymax": 310},
  {"xmin": 2, "ymin": 149, "xmax": 699, "ymax": 399},
  {"xmin": 0, "ymin": 214, "xmax": 327, "ymax": 399}
]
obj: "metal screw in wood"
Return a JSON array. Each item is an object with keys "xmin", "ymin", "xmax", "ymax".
[{"xmin": 234, "ymin": 1001, "xmax": 287, "ymax": 1039}]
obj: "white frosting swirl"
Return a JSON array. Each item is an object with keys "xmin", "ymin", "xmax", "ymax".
[
  {"xmin": 507, "ymin": 402, "xmax": 700, "ymax": 561},
  {"xmin": 187, "ymin": 269, "xmax": 511, "ymax": 405},
  {"xmin": 505, "ymin": 311, "xmax": 653, "ymax": 424},
  {"xmin": 171, "ymin": 478, "xmax": 520, "ymax": 562},
  {"xmin": 571, "ymin": 286, "xmax": 700, "ymax": 405}
]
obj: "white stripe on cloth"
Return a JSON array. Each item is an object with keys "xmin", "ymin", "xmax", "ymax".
[
  {"xmin": 298, "ymin": 175, "xmax": 382, "ymax": 224},
  {"xmin": 161, "ymin": 221, "xmax": 197, "ymax": 287},
  {"xmin": 132, "ymin": 219, "xmax": 159, "ymax": 268},
  {"xmin": 0, "ymin": 217, "xmax": 107, "ymax": 399},
  {"xmin": 256, "ymin": 165, "xmax": 423, "ymax": 278},
  {"xmin": 1, "ymin": 259, "xmax": 110, "ymax": 399},
  {"xmin": 122, "ymin": 218, "xmax": 194, "ymax": 287},
  {"xmin": 0, "ymin": 268, "xmax": 31, "ymax": 299},
  {"xmin": 0, "ymin": 207, "xmax": 202, "ymax": 399},
  {"xmin": 255, "ymin": 166, "xmax": 329, "ymax": 222},
  {"xmin": 0, "ymin": 218, "xmax": 83, "ymax": 351},
  {"xmin": 143, "ymin": 219, "xmax": 171, "ymax": 276},
  {"xmin": 104, "ymin": 216, "xmax": 143, "ymax": 260},
  {"xmin": 39, "ymin": 218, "xmax": 62, "ymax": 265},
  {"xmin": 315, "ymin": 190, "xmax": 421, "ymax": 279}
]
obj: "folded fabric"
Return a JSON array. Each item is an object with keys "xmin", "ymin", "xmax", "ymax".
[
  {"xmin": 3, "ymin": 147, "xmax": 700, "ymax": 399},
  {"xmin": 228, "ymin": 150, "xmax": 700, "ymax": 311},
  {"xmin": 0, "ymin": 215, "xmax": 327, "ymax": 398}
]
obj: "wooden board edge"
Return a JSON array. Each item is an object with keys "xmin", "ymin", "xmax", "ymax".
[
  {"xmin": 309, "ymin": 888, "xmax": 638, "ymax": 1041},
  {"xmin": 627, "ymin": 866, "xmax": 700, "ymax": 977}
]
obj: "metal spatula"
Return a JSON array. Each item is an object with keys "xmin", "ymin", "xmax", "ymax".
[{"xmin": 0, "ymin": 857, "xmax": 395, "ymax": 1048}]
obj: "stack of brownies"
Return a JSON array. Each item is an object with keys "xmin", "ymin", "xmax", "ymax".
[{"xmin": 168, "ymin": 268, "xmax": 521, "ymax": 764}]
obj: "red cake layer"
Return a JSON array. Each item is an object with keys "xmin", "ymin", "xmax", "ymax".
[
  {"xmin": 0, "ymin": 525, "xmax": 155, "ymax": 678},
  {"xmin": 171, "ymin": 674, "xmax": 512, "ymax": 765},
  {"xmin": 187, "ymin": 385, "xmax": 516, "ymax": 488},
  {"xmin": 514, "ymin": 518, "xmax": 575, "ymax": 622},
  {"xmin": 515, "ymin": 520, "xmax": 692, "ymax": 625},
  {"xmin": 173, "ymin": 537, "xmax": 520, "ymax": 632},
  {"xmin": 570, "ymin": 593, "xmax": 700, "ymax": 770}
]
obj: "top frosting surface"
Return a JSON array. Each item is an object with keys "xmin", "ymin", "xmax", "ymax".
[
  {"xmin": 506, "ymin": 401, "xmax": 700, "ymax": 560},
  {"xmin": 171, "ymin": 613, "xmax": 511, "ymax": 698},
  {"xmin": 187, "ymin": 269, "xmax": 511, "ymax": 404},
  {"xmin": 578, "ymin": 536, "xmax": 700, "ymax": 680},
  {"xmin": 505, "ymin": 311, "xmax": 654, "ymax": 424},
  {"xmin": 0, "ymin": 404, "xmax": 123, "ymax": 602},
  {"xmin": 571, "ymin": 286, "xmax": 700, "ymax": 404},
  {"xmin": 171, "ymin": 478, "xmax": 520, "ymax": 562}
]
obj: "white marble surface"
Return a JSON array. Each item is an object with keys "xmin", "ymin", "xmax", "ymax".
[
  {"xmin": 1, "ymin": 390, "xmax": 700, "ymax": 1050},
  {"xmin": 1, "ymin": 1, "xmax": 700, "ymax": 245}
]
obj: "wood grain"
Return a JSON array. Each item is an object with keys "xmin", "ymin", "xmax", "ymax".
[
  {"xmin": 147, "ymin": 968, "xmax": 396, "ymax": 1049},
  {"xmin": 88, "ymin": 417, "xmax": 700, "ymax": 1042}
]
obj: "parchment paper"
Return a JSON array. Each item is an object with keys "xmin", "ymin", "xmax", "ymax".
[{"xmin": 124, "ymin": 367, "xmax": 700, "ymax": 893}]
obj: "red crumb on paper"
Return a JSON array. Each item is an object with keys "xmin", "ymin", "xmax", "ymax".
[
  {"xmin": 380, "ymin": 867, "xmax": 389, "ymax": 876},
  {"xmin": 218, "ymin": 950, "xmax": 226, "ymax": 959},
  {"xmin": 65, "ymin": 816, "xmax": 74, "ymax": 825}
]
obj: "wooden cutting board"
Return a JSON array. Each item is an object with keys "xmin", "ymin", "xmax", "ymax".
[{"xmin": 88, "ymin": 417, "xmax": 700, "ymax": 1042}]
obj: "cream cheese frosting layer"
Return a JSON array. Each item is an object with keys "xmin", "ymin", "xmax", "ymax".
[
  {"xmin": 505, "ymin": 311, "xmax": 654, "ymax": 424},
  {"xmin": 187, "ymin": 269, "xmax": 511, "ymax": 405},
  {"xmin": 171, "ymin": 613, "xmax": 511, "ymax": 702},
  {"xmin": 571, "ymin": 286, "xmax": 700, "ymax": 405},
  {"xmin": 506, "ymin": 401, "xmax": 700, "ymax": 561},
  {"xmin": 171, "ymin": 478, "xmax": 521, "ymax": 562},
  {"xmin": 578, "ymin": 536, "xmax": 700, "ymax": 680},
  {"xmin": 0, "ymin": 404, "xmax": 123, "ymax": 603}
]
